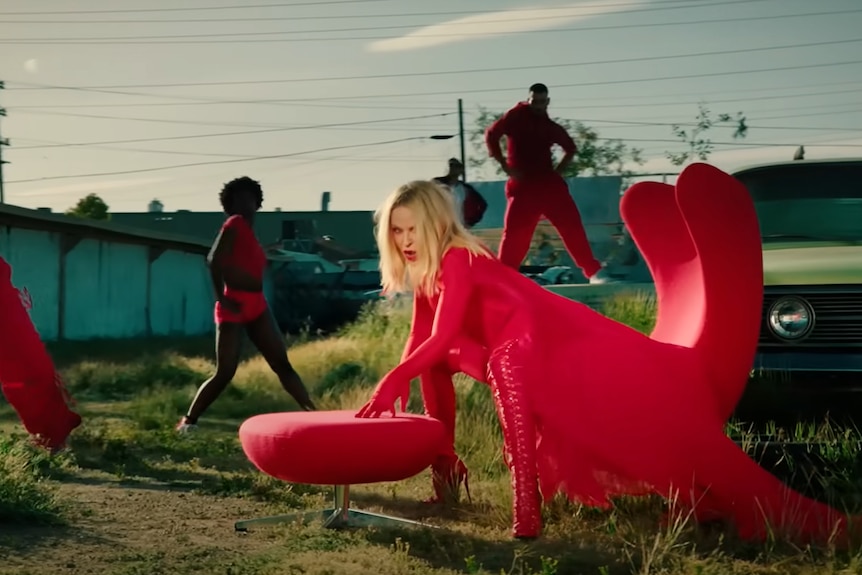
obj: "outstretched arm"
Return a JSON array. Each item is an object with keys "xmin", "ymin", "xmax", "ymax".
[{"xmin": 357, "ymin": 249, "xmax": 476, "ymax": 418}]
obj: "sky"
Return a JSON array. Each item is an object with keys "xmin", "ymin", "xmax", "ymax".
[{"xmin": 0, "ymin": 0, "xmax": 861, "ymax": 214}]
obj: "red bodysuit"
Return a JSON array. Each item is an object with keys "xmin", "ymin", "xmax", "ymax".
[
  {"xmin": 485, "ymin": 102, "xmax": 602, "ymax": 279},
  {"xmin": 363, "ymin": 163, "xmax": 856, "ymax": 545},
  {"xmin": 0, "ymin": 256, "xmax": 81, "ymax": 452},
  {"xmin": 214, "ymin": 215, "xmax": 269, "ymax": 324}
]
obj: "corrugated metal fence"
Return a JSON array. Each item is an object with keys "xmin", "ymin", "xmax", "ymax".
[{"xmin": 0, "ymin": 205, "xmax": 214, "ymax": 341}]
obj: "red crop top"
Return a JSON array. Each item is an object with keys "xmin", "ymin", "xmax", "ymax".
[{"xmin": 221, "ymin": 215, "xmax": 267, "ymax": 281}]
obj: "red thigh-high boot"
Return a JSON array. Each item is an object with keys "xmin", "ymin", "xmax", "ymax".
[
  {"xmin": 487, "ymin": 338, "xmax": 542, "ymax": 539},
  {"xmin": 0, "ymin": 258, "xmax": 81, "ymax": 452}
]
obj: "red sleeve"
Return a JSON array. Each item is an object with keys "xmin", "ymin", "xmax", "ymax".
[
  {"xmin": 401, "ymin": 292, "xmax": 433, "ymax": 362},
  {"xmin": 390, "ymin": 248, "xmax": 474, "ymax": 382},
  {"xmin": 551, "ymin": 121, "xmax": 577, "ymax": 155},
  {"xmin": 485, "ymin": 108, "xmax": 516, "ymax": 158}
]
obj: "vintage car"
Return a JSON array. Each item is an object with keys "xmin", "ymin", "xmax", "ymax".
[{"xmin": 732, "ymin": 158, "xmax": 862, "ymax": 379}]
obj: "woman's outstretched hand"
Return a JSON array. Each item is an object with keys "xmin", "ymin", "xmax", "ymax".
[{"xmin": 356, "ymin": 372, "xmax": 410, "ymax": 418}]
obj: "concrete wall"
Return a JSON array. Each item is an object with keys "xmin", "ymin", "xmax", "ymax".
[{"xmin": 0, "ymin": 224, "xmax": 213, "ymax": 341}]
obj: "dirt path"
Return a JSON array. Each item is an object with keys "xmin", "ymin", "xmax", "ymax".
[{"xmin": 0, "ymin": 473, "xmax": 293, "ymax": 575}]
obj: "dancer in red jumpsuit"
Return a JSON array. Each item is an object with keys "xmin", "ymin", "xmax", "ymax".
[
  {"xmin": 356, "ymin": 168, "xmax": 856, "ymax": 546},
  {"xmin": 0, "ymin": 256, "xmax": 81, "ymax": 453},
  {"xmin": 177, "ymin": 176, "xmax": 315, "ymax": 432},
  {"xmin": 486, "ymin": 83, "xmax": 610, "ymax": 283}
]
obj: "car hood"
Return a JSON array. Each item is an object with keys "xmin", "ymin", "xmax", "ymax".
[{"xmin": 762, "ymin": 242, "xmax": 862, "ymax": 286}]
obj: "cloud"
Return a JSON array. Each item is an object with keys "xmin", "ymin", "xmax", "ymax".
[
  {"xmin": 23, "ymin": 58, "xmax": 38, "ymax": 74},
  {"xmin": 367, "ymin": 0, "xmax": 648, "ymax": 53}
]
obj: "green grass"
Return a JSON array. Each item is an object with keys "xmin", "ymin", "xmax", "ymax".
[{"xmin": 0, "ymin": 291, "xmax": 861, "ymax": 574}]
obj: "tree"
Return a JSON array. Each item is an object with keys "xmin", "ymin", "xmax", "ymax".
[
  {"xmin": 66, "ymin": 193, "xmax": 110, "ymax": 221},
  {"xmin": 469, "ymin": 105, "xmax": 645, "ymax": 179},
  {"xmin": 666, "ymin": 103, "xmax": 748, "ymax": 167}
]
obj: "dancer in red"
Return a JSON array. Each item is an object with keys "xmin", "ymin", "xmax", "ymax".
[
  {"xmin": 0, "ymin": 256, "xmax": 81, "ymax": 453},
  {"xmin": 177, "ymin": 176, "xmax": 315, "ymax": 432},
  {"xmin": 486, "ymin": 83, "xmax": 610, "ymax": 283},
  {"xmin": 356, "ymin": 167, "xmax": 856, "ymax": 546}
]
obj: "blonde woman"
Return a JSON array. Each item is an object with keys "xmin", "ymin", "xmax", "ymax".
[{"xmin": 357, "ymin": 176, "xmax": 855, "ymax": 545}]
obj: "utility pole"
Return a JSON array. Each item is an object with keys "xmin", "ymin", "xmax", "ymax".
[
  {"xmin": 457, "ymin": 98, "xmax": 467, "ymax": 183},
  {"xmin": 0, "ymin": 80, "xmax": 8, "ymax": 205}
]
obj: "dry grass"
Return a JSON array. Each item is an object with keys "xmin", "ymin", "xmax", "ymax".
[{"xmin": 1, "ymin": 293, "xmax": 861, "ymax": 574}]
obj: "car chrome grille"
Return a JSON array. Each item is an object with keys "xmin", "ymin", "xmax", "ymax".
[{"xmin": 760, "ymin": 288, "xmax": 862, "ymax": 347}]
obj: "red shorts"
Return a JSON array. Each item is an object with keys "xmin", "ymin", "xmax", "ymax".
[{"xmin": 214, "ymin": 289, "xmax": 268, "ymax": 324}]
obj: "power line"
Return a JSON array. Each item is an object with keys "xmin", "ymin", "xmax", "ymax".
[
  {"xmin": 6, "ymin": 136, "xmax": 447, "ymax": 184},
  {"xmin": 0, "ymin": 0, "xmax": 769, "ymax": 42},
  {"xmin": 0, "ymin": 0, "xmax": 388, "ymax": 16},
  {"xmin": 10, "ymin": 102, "xmax": 861, "ymax": 158},
  {"xmin": 12, "ymin": 105, "xmax": 862, "ymax": 147},
  {"xmin": 10, "ymin": 113, "xmax": 454, "ymax": 150},
  {"xmin": 7, "ymin": 58, "xmax": 862, "ymax": 108},
  {"xmin": 6, "ymin": 135, "xmax": 444, "ymax": 162},
  {"xmin": 4, "ymin": 4, "xmax": 853, "ymax": 45},
  {"xmin": 11, "ymin": 108, "xmax": 454, "ymax": 132},
  {"xmin": 11, "ymin": 36, "xmax": 861, "ymax": 91},
  {"xmin": 10, "ymin": 135, "xmax": 862, "ymax": 187},
  {"xmin": 11, "ymin": 79, "xmax": 862, "ymax": 111},
  {"xmin": 0, "ymin": 0, "xmax": 723, "ymax": 21},
  {"xmin": 239, "ymin": 60, "xmax": 862, "ymax": 101}
]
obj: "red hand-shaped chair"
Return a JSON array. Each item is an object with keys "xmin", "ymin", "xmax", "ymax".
[{"xmin": 234, "ymin": 410, "xmax": 447, "ymax": 531}]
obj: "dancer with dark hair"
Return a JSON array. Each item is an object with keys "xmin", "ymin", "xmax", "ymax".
[
  {"xmin": 486, "ymin": 83, "xmax": 611, "ymax": 283},
  {"xmin": 177, "ymin": 176, "xmax": 315, "ymax": 433}
]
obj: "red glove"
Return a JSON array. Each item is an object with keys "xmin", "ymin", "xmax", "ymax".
[{"xmin": 356, "ymin": 370, "xmax": 411, "ymax": 418}]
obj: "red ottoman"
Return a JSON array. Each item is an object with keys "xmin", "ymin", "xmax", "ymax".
[{"xmin": 235, "ymin": 410, "xmax": 447, "ymax": 532}]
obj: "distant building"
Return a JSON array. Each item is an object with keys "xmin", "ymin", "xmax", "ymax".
[
  {"xmin": 109, "ymin": 193, "xmax": 374, "ymax": 259},
  {"xmin": 110, "ymin": 209, "xmax": 377, "ymax": 259}
]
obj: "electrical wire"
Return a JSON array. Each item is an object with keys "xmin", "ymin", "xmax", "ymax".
[
  {"xmin": 9, "ymin": 135, "xmax": 445, "ymax": 162},
  {"xmin": 0, "ymin": 0, "xmax": 771, "ymax": 42},
  {"xmin": 0, "ymin": 0, "xmax": 727, "ymax": 21},
  {"xmin": 11, "ymin": 105, "xmax": 861, "ymax": 150},
  {"xmin": 11, "ymin": 36, "xmax": 861, "ymax": 91},
  {"xmin": 4, "ymin": 4, "xmax": 853, "ymax": 45},
  {"xmin": 11, "ymin": 79, "xmax": 862, "ymax": 112},
  {"xmin": 6, "ymin": 136, "xmax": 450, "ymax": 184},
  {"xmin": 8, "ymin": 57, "xmax": 861, "ymax": 107},
  {"xmin": 0, "ymin": 0, "xmax": 389, "ymax": 16},
  {"xmin": 10, "ymin": 129, "xmax": 862, "ymax": 186},
  {"xmin": 9, "ymin": 113, "xmax": 455, "ymax": 150}
]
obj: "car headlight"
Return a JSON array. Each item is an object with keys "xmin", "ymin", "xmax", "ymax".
[{"xmin": 767, "ymin": 296, "xmax": 815, "ymax": 340}]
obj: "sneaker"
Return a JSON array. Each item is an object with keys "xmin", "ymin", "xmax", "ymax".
[
  {"xmin": 175, "ymin": 416, "xmax": 198, "ymax": 434},
  {"xmin": 589, "ymin": 267, "xmax": 617, "ymax": 285}
]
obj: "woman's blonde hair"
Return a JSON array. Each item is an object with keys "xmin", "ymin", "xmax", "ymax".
[{"xmin": 374, "ymin": 180, "xmax": 491, "ymax": 296}]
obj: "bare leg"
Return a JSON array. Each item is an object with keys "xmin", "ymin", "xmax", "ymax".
[
  {"xmin": 183, "ymin": 322, "xmax": 243, "ymax": 423},
  {"xmin": 245, "ymin": 308, "xmax": 315, "ymax": 411}
]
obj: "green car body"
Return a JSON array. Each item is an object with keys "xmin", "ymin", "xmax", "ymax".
[{"xmin": 733, "ymin": 158, "xmax": 862, "ymax": 376}]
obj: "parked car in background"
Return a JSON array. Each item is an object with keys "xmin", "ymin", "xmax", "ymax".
[{"xmin": 732, "ymin": 158, "xmax": 862, "ymax": 381}]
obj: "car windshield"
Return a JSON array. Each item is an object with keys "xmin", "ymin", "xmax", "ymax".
[{"xmin": 733, "ymin": 161, "xmax": 862, "ymax": 243}]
